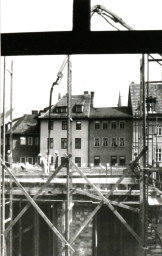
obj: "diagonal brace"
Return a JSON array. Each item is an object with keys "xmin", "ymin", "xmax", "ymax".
[
  {"xmin": 1, "ymin": 161, "xmax": 74, "ymax": 252},
  {"xmin": 75, "ymin": 189, "xmax": 139, "ymax": 213},
  {"xmin": 70, "ymin": 159, "xmax": 141, "ymax": 243},
  {"xmin": 5, "ymin": 162, "xmax": 65, "ymax": 234},
  {"xmin": 63, "ymin": 166, "xmax": 128, "ymax": 249}
]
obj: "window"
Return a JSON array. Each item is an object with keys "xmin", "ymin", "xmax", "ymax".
[
  {"xmin": 47, "ymin": 138, "xmax": 54, "ymax": 149},
  {"xmin": 94, "ymin": 156, "xmax": 100, "ymax": 166},
  {"xmin": 61, "ymin": 138, "xmax": 67, "ymax": 149},
  {"xmin": 28, "ymin": 137, "xmax": 33, "ymax": 145},
  {"xmin": 155, "ymin": 148, "xmax": 161, "ymax": 162},
  {"xmin": 27, "ymin": 157, "xmax": 33, "ymax": 164},
  {"xmin": 35, "ymin": 137, "xmax": 39, "ymax": 145},
  {"xmin": 147, "ymin": 102, "xmax": 156, "ymax": 112},
  {"xmin": 48, "ymin": 121, "xmax": 53, "ymax": 130},
  {"xmin": 94, "ymin": 121, "xmax": 100, "ymax": 129},
  {"xmin": 62, "ymin": 121, "xmax": 67, "ymax": 130},
  {"xmin": 94, "ymin": 138, "xmax": 100, "ymax": 147},
  {"xmin": 75, "ymin": 157, "xmax": 81, "ymax": 167},
  {"xmin": 76, "ymin": 121, "xmax": 81, "ymax": 130},
  {"xmin": 61, "ymin": 157, "xmax": 67, "ymax": 167},
  {"xmin": 157, "ymin": 126, "xmax": 162, "ymax": 136},
  {"xmin": 111, "ymin": 138, "xmax": 117, "ymax": 147},
  {"xmin": 20, "ymin": 157, "xmax": 26, "ymax": 163},
  {"xmin": 119, "ymin": 137, "xmax": 125, "ymax": 147},
  {"xmin": 102, "ymin": 121, "xmax": 108, "ymax": 129},
  {"xmin": 119, "ymin": 121, "xmax": 125, "ymax": 129},
  {"xmin": 102, "ymin": 137, "xmax": 108, "ymax": 147},
  {"xmin": 119, "ymin": 156, "xmax": 126, "ymax": 166},
  {"xmin": 75, "ymin": 138, "xmax": 81, "ymax": 149},
  {"xmin": 34, "ymin": 157, "xmax": 38, "ymax": 165},
  {"xmin": 111, "ymin": 121, "xmax": 117, "ymax": 129},
  {"xmin": 20, "ymin": 137, "xmax": 26, "ymax": 145},
  {"xmin": 75, "ymin": 105, "xmax": 83, "ymax": 113},
  {"xmin": 111, "ymin": 156, "xmax": 117, "ymax": 166},
  {"xmin": 56, "ymin": 107, "xmax": 67, "ymax": 113}
]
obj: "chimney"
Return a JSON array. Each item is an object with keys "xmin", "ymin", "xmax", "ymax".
[
  {"xmin": 84, "ymin": 91, "xmax": 89, "ymax": 95},
  {"xmin": 32, "ymin": 110, "xmax": 38, "ymax": 115},
  {"xmin": 58, "ymin": 93, "xmax": 61, "ymax": 100},
  {"xmin": 90, "ymin": 91, "xmax": 94, "ymax": 107}
]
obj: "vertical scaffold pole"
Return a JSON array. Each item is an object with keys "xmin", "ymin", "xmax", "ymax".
[
  {"xmin": 2, "ymin": 56, "xmax": 6, "ymax": 256},
  {"xmin": 66, "ymin": 55, "xmax": 72, "ymax": 256},
  {"xmin": 9, "ymin": 60, "xmax": 13, "ymax": 256},
  {"xmin": 140, "ymin": 54, "xmax": 148, "ymax": 256}
]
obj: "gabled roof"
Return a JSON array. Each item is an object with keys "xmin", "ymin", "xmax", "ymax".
[
  {"xmin": 39, "ymin": 93, "xmax": 92, "ymax": 119},
  {"xmin": 90, "ymin": 107, "xmax": 132, "ymax": 119},
  {"xmin": 128, "ymin": 82, "xmax": 162, "ymax": 115},
  {"xmin": 6, "ymin": 114, "xmax": 39, "ymax": 135}
]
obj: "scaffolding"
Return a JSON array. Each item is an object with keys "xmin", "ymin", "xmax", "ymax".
[{"xmin": 1, "ymin": 1, "xmax": 162, "ymax": 256}]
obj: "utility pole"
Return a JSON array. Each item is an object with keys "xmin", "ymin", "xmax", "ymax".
[{"xmin": 66, "ymin": 55, "xmax": 72, "ymax": 256}]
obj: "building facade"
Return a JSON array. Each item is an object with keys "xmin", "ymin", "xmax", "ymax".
[
  {"xmin": 89, "ymin": 107, "xmax": 133, "ymax": 167},
  {"xmin": 129, "ymin": 82, "xmax": 162, "ymax": 166},
  {"xmin": 39, "ymin": 92, "xmax": 92, "ymax": 167},
  {"xmin": 5, "ymin": 111, "xmax": 40, "ymax": 164}
]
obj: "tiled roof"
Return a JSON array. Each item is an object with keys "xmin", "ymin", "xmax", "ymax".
[
  {"xmin": 90, "ymin": 107, "xmax": 132, "ymax": 119},
  {"xmin": 40, "ymin": 93, "xmax": 91, "ymax": 119},
  {"xmin": 6, "ymin": 114, "xmax": 39, "ymax": 135},
  {"xmin": 129, "ymin": 82, "xmax": 162, "ymax": 115}
]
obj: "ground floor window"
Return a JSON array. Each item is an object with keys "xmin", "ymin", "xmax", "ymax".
[
  {"xmin": 27, "ymin": 157, "xmax": 33, "ymax": 164},
  {"xmin": 94, "ymin": 156, "xmax": 100, "ymax": 166},
  {"xmin": 61, "ymin": 157, "xmax": 67, "ymax": 167},
  {"xmin": 20, "ymin": 157, "xmax": 26, "ymax": 163},
  {"xmin": 75, "ymin": 157, "xmax": 81, "ymax": 167},
  {"xmin": 119, "ymin": 156, "xmax": 126, "ymax": 166},
  {"xmin": 155, "ymin": 148, "xmax": 161, "ymax": 162},
  {"xmin": 111, "ymin": 156, "xmax": 117, "ymax": 166}
]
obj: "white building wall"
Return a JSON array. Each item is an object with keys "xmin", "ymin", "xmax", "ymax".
[{"xmin": 40, "ymin": 119, "xmax": 89, "ymax": 167}]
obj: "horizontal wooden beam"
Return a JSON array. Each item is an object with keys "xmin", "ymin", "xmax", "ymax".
[
  {"xmin": 2, "ymin": 176, "xmax": 135, "ymax": 184},
  {"xmin": 2, "ymin": 30, "xmax": 162, "ymax": 56}
]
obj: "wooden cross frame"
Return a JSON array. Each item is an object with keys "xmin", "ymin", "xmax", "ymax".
[{"xmin": 1, "ymin": 0, "xmax": 162, "ymax": 56}]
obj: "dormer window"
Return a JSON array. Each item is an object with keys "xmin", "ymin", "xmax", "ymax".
[
  {"xmin": 75, "ymin": 105, "xmax": 83, "ymax": 113},
  {"xmin": 55, "ymin": 107, "xmax": 67, "ymax": 113},
  {"xmin": 146, "ymin": 96, "xmax": 156, "ymax": 113}
]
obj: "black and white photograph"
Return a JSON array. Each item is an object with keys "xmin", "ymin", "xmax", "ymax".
[{"xmin": 1, "ymin": 0, "xmax": 162, "ymax": 255}]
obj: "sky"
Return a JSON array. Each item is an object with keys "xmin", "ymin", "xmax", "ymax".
[{"xmin": 1, "ymin": 0, "xmax": 162, "ymax": 118}]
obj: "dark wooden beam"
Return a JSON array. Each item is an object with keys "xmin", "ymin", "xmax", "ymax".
[
  {"xmin": 73, "ymin": 0, "xmax": 90, "ymax": 31},
  {"xmin": 1, "ymin": 30, "xmax": 162, "ymax": 56}
]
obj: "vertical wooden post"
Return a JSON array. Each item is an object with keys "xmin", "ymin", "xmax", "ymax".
[
  {"xmin": 9, "ymin": 60, "xmax": 13, "ymax": 256},
  {"xmin": 140, "ymin": 54, "xmax": 148, "ymax": 256},
  {"xmin": 73, "ymin": 0, "xmax": 91, "ymax": 32},
  {"xmin": 18, "ymin": 202, "xmax": 22, "ymax": 256},
  {"xmin": 2, "ymin": 56, "xmax": 6, "ymax": 256},
  {"xmin": 66, "ymin": 56, "xmax": 72, "ymax": 256},
  {"xmin": 34, "ymin": 210, "xmax": 39, "ymax": 256}
]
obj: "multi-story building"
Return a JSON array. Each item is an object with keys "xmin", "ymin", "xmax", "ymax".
[
  {"xmin": 39, "ymin": 91, "xmax": 92, "ymax": 167},
  {"xmin": 5, "ymin": 111, "xmax": 40, "ymax": 164},
  {"xmin": 39, "ymin": 91, "xmax": 133, "ymax": 168},
  {"xmin": 129, "ymin": 82, "xmax": 162, "ymax": 166},
  {"xmin": 89, "ymin": 106, "xmax": 133, "ymax": 166}
]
